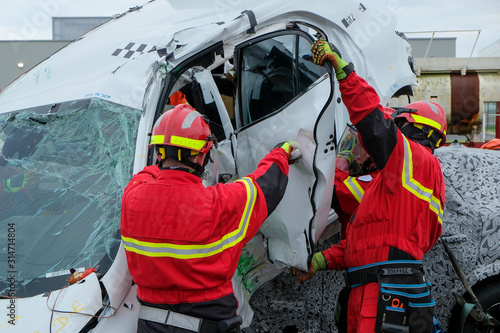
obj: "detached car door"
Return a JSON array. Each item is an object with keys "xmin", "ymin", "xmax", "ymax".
[{"xmin": 233, "ymin": 29, "xmax": 336, "ymax": 270}]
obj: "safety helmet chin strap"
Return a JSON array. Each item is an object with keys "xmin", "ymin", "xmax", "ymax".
[
  {"xmin": 156, "ymin": 145, "xmax": 205, "ymax": 176},
  {"xmin": 397, "ymin": 121, "xmax": 436, "ymax": 153}
]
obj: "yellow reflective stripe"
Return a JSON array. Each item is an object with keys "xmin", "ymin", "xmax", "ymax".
[
  {"xmin": 170, "ymin": 135, "xmax": 206, "ymax": 151},
  {"xmin": 122, "ymin": 177, "xmax": 257, "ymax": 258},
  {"xmin": 401, "ymin": 137, "xmax": 444, "ymax": 224},
  {"xmin": 122, "ymin": 237, "xmax": 221, "ymax": 259},
  {"xmin": 344, "ymin": 176, "xmax": 364, "ymax": 203},
  {"xmin": 411, "ymin": 114, "xmax": 442, "ymax": 132},
  {"xmin": 150, "ymin": 135, "xmax": 165, "ymax": 145}
]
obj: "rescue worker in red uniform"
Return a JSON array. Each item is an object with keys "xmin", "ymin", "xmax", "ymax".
[
  {"xmin": 333, "ymin": 125, "xmax": 378, "ymax": 240},
  {"xmin": 120, "ymin": 104, "xmax": 294, "ymax": 333},
  {"xmin": 294, "ymin": 40, "xmax": 446, "ymax": 333},
  {"xmin": 332, "ymin": 125, "xmax": 378, "ymax": 332}
]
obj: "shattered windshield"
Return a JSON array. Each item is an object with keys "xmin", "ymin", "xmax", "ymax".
[{"xmin": 0, "ymin": 99, "xmax": 141, "ymax": 297}]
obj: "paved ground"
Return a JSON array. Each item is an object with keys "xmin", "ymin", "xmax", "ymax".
[{"xmin": 249, "ymin": 235, "xmax": 345, "ymax": 333}]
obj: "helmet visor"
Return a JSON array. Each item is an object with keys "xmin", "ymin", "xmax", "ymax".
[{"xmin": 336, "ymin": 124, "xmax": 369, "ymax": 176}]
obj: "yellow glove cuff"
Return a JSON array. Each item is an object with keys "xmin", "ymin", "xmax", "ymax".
[{"xmin": 312, "ymin": 252, "xmax": 327, "ymax": 274}]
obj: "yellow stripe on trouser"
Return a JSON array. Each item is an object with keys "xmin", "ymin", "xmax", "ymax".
[
  {"xmin": 401, "ymin": 137, "xmax": 444, "ymax": 223},
  {"xmin": 122, "ymin": 177, "xmax": 257, "ymax": 258}
]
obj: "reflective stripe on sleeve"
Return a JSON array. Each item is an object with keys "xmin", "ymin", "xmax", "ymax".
[
  {"xmin": 344, "ymin": 176, "xmax": 365, "ymax": 203},
  {"xmin": 122, "ymin": 177, "xmax": 257, "ymax": 258},
  {"xmin": 401, "ymin": 137, "xmax": 444, "ymax": 224}
]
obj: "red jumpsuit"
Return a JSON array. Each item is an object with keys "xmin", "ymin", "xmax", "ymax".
[
  {"xmin": 322, "ymin": 73, "xmax": 445, "ymax": 333},
  {"xmin": 120, "ymin": 147, "xmax": 289, "ymax": 327}
]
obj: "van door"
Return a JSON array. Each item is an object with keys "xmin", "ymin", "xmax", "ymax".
[{"xmin": 234, "ymin": 30, "xmax": 336, "ymax": 270}]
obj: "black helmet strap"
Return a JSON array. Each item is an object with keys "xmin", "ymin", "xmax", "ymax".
[
  {"xmin": 399, "ymin": 123, "xmax": 437, "ymax": 153},
  {"xmin": 158, "ymin": 145, "xmax": 205, "ymax": 176}
]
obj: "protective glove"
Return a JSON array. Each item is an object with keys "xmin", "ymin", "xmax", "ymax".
[
  {"xmin": 4, "ymin": 171, "xmax": 39, "ymax": 193},
  {"xmin": 290, "ymin": 252, "xmax": 327, "ymax": 282},
  {"xmin": 273, "ymin": 142, "xmax": 302, "ymax": 164},
  {"xmin": 310, "ymin": 39, "xmax": 354, "ymax": 81},
  {"xmin": 273, "ymin": 141, "xmax": 293, "ymax": 158}
]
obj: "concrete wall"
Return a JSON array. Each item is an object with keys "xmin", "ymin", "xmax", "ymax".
[
  {"xmin": 389, "ymin": 74, "xmax": 452, "ymax": 115},
  {"xmin": 480, "ymin": 72, "xmax": 500, "ymax": 103},
  {"xmin": 408, "ymin": 38, "xmax": 456, "ymax": 58},
  {"xmin": 0, "ymin": 40, "xmax": 68, "ymax": 90},
  {"xmin": 390, "ymin": 57, "xmax": 500, "ymax": 140}
]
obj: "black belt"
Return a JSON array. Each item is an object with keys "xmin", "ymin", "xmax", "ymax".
[
  {"xmin": 138, "ymin": 305, "xmax": 241, "ymax": 333},
  {"xmin": 345, "ymin": 260, "xmax": 423, "ymax": 288}
]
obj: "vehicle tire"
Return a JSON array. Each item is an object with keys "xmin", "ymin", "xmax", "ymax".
[{"xmin": 450, "ymin": 281, "xmax": 500, "ymax": 333}]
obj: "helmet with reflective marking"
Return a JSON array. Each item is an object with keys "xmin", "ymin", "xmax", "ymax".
[
  {"xmin": 149, "ymin": 104, "xmax": 216, "ymax": 157},
  {"xmin": 393, "ymin": 101, "xmax": 447, "ymax": 148}
]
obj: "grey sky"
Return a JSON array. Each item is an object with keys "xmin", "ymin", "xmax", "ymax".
[
  {"xmin": 383, "ymin": 0, "xmax": 500, "ymax": 57},
  {"xmin": 0, "ymin": 0, "xmax": 141, "ymax": 40},
  {"xmin": 0, "ymin": 0, "xmax": 498, "ymax": 57}
]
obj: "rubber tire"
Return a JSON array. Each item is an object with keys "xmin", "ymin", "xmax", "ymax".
[{"xmin": 449, "ymin": 281, "xmax": 500, "ymax": 333}]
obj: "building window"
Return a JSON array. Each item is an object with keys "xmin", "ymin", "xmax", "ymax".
[
  {"xmin": 483, "ymin": 102, "xmax": 500, "ymax": 141},
  {"xmin": 484, "ymin": 102, "xmax": 499, "ymax": 115}
]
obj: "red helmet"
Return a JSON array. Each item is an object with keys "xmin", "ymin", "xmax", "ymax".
[
  {"xmin": 394, "ymin": 101, "xmax": 447, "ymax": 147},
  {"xmin": 149, "ymin": 104, "xmax": 216, "ymax": 155}
]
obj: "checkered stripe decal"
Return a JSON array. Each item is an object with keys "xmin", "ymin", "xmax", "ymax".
[{"xmin": 112, "ymin": 42, "xmax": 156, "ymax": 59}]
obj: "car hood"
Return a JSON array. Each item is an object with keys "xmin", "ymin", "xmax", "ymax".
[{"xmin": 0, "ymin": 0, "xmax": 416, "ymax": 115}]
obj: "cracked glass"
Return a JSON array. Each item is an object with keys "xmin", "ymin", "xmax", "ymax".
[{"xmin": 0, "ymin": 99, "xmax": 141, "ymax": 297}]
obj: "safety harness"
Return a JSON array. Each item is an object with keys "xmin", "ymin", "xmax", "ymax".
[
  {"xmin": 345, "ymin": 260, "xmax": 424, "ymax": 288},
  {"xmin": 138, "ymin": 305, "xmax": 242, "ymax": 333},
  {"xmin": 345, "ymin": 260, "xmax": 436, "ymax": 333}
]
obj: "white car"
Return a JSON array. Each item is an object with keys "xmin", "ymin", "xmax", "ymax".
[{"xmin": 0, "ymin": 0, "xmax": 416, "ymax": 331}]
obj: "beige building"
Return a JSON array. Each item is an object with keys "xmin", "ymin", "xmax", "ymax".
[{"xmin": 390, "ymin": 57, "xmax": 500, "ymax": 143}]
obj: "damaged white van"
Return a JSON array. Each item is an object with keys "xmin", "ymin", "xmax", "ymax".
[{"xmin": 0, "ymin": 0, "xmax": 417, "ymax": 331}]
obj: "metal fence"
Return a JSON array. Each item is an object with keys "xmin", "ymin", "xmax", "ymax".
[{"xmin": 482, "ymin": 113, "xmax": 500, "ymax": 142}]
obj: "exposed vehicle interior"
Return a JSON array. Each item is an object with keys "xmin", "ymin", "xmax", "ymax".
[{"xmin": 148, "ymin": 27, "xmax": 328, "ymax": 168}]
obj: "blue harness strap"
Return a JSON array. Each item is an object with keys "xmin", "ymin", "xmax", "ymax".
[{"xmin": 345, "ymin": 260, "xmax": 423, "ymax": 288}]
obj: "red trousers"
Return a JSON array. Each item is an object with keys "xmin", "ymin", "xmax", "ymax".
[{"xmin": 347, "ymin": 283, "xmax": 378, "ymax": 333}]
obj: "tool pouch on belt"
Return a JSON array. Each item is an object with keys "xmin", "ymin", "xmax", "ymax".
[{"xmin": 374, "ymin": 267, "xmax": 435, "ymax": 333}]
